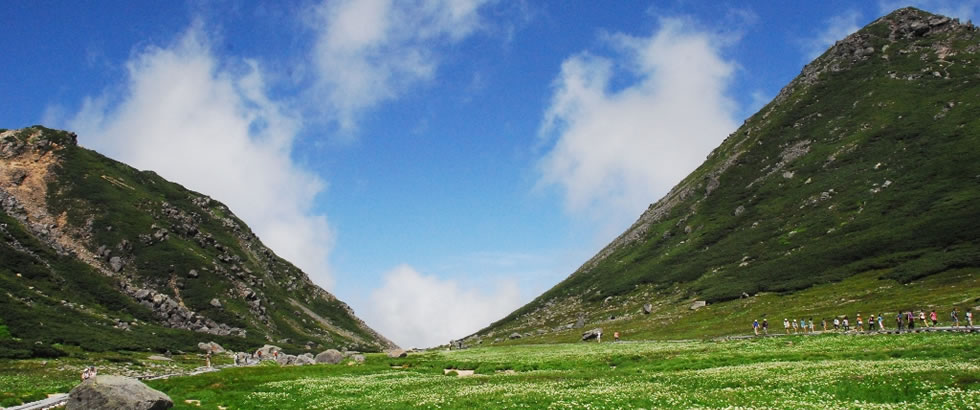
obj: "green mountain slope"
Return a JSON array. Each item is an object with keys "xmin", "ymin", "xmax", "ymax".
[
  {"xmin": 0, "ymin": 126, "xmax": 395, "ymax": 357},
  {"xmin": 473, "ymin": 8, "xmax": 980, "ymax": 344}
]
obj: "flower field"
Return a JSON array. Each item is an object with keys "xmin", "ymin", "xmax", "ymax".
[{"xmin": 145, "ymin": 332, "xmax": 979, "ymax": 409}]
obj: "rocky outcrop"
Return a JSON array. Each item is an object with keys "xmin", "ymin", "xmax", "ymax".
[
  {"xmin": 385, "ymin": 349, "xmax": 408, "ymax": 358},
  {"xmin": 316, "ymin": 349, "xmax": 344, "ymax": 364},
  {"xmin": 581, "ymin": 328, "xmax": 603, "ymax": 341},
  {"xmin": 67, "ymin": 376, "xmax": 173, "ymax": 410},
  {"xmin": 127, "ymin": 285, "xmax": 243, "ymax": 337}
]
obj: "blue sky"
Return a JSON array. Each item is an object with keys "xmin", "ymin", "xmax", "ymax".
[{"xmin": 3, "ymin": 0, "xmax": 978, "ymax": 348}]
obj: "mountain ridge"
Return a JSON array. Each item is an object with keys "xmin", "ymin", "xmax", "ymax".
[
  {"xmin": 0, "ymin": 126, "xmax": 396, "ymax": 355},
  {"xmin": 471, "ymin": 7, "xmax": 980, "ymax": 344}
]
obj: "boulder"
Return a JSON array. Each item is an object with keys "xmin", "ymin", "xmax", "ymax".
[
  {"xmin": 276, "ymin": 354, "xmax": 297, "ymax": 366},
  {"xmin": 582, "ymin": 328, "xmax": 603, "ymax": 341},
  {"xmin": 315, "ymin": 349, "xmax": 344, "ymax": 364},
  {"xmin": 197, "ymin": 341, "xmax": 224, "ymax": 353},
  {"xmin": 643, "ymin": 303, "xmax": 653, "ymax": 314},
  {"xmin": 508, "ymin": 332, "xmax": 522, "ymax": 340},
  {"xmin": 690, "ymin": 301, "xmax": 707, "ymax": 310},
  {"xmin": 209, "ymin": 298, "xmax": 222, "ymax": 308},
  {"xmin": 386, "ymin": 349, "xmax": 408, "ymax": 358},
  {"xmin": 109, "ymin": 256, "xmax": 124, "ymax": 272},
  {"xmin": 294, "ymin": 353, "xmax": 315, "ymax": 365},
  {"xmin": 67, "ymin": 375, "xmax": 173, "ymax": 410},
  {"xmin": 255, "ymin": 344, "xmax": 281, "ymax": 359},
  {"xmin": 574, "ymin": 314, "xmax": 585, "ymax": 329},
  {"xmin": 350, "ymin": 354, "xmax": 366, "ymax": 364}
]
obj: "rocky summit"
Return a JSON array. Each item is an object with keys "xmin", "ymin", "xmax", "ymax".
[
  {"xmin": 473, "ymin": 8, "xmax": 980, "ymax": 343},
  {"xmin": 0, "ymin": 126, "xmax": 395, "ymax": 356}
]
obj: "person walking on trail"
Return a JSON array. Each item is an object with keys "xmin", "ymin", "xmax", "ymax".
[
  {"xmin": 842, "ymin": 316, "xmax": 850, "ymax": 332},
  {"xmin": 878, "ymin": 313, "xmax": 885, "ymax": 331},
  {"xmin": 205, "ymin": 351, "xmax": 212, "ymax": 368},
  {"xmin": 951, "ymin": 308, "xmax": 960, "ymax": 328},
  {"xmin": 897, "ymin": 312, "xmax": 905, "ymax": 331},
  {"xmin": 784, "ymin": 318, "xmax": 790, "ymax": 334},
  {"xmin": 753, "ymin": 319, "xmax": 759, "ymax": 335},
  {"xmin": 868, "ymin": 314, "xmax": 876, "ymax": 332},
  {"xmin": 809, "ymin": 318, "xmax": 815, "ymax": 333},
  {"xmin": 762, "ymin": 318, "xmax": 769, "ymax": 335},
  {"xmin": 930, "ymin": 310, "xmax": 938, "ymax": 327},
  {"xmin": 614, "ymin": 331, "xmax": 620, "ymax": 342},
  {"xmin": 856, "ymin": 314, "xmax": 864, "ymax": 332},
  {"xmin": 822, "ymin": 319, "xmax": 828, "ymax": 332},
  {"xmin": 597, "ymin": 329, "xmax": 603, "ymax": 343},
  {"xmin": 792, "ymin": 319, "xmax": 799, "ymax": 333},
  {"xmin": 799, "ymin": 319, "xmax": 806, "ymax": 334},
  {"xmin": 907, "ymin": 311, "xmax": 915, "ymax": 330},
  {"xmin": 919, "ymin": 311, "xmax": 928, "ymax": 328},
  {"xmin": 833, "ymin": 317, "xmax": 840, "ymax": 331},
  {"xmin": 966, "ymin": 309, "xmax": 974, "ymax": 328}
]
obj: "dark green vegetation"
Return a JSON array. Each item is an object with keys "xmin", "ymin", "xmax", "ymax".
[
  {"xmin": 0, "ymin": 126, "xmax": 393, "ymax": 360},
  {"xmin": 150, "ymin": 333, "xmax": 976, "ymax": 408},
  {"xmin": 477, "ymin": 8, "xmax": 980, "ymax": 343}
]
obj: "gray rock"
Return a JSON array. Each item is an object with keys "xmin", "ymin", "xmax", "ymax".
[
  {"xmin": 351, "ymin": 354, "xmax": 365, "ymax": 364},
  {"xmin": 385, "ymin": 349, "xmax": 408, "ymax": 358},
  {"xmin": 294, "ymin": 353, "xmax": 315, "ymax": 365},
  {"xmin": 734, "ymin": 205, "xmax": 746, "ymax": 216},
  {"xmin": 276, "ymin": 354, "xmax": 296, "ymax": 366},
  {"xmin": 197, "ymin": 341, "xmax": 224, "ymax": 353},
  {"xmin": 582, "ymin": 328, "xmax": 603, "ymax": 341},
  {"xmin": 109, "ymin": 256, "xmax": 124, "ymax": 272},
  {"xmin": 255, "ymin": 344, "xmax": 281, "ymax": 359},
  {"xmin": 316, "ymin": 349, "xmax": 344, "ymax": 364},
  {"xmin": 643, "ymin": 303, "xmax": 653, "ymax": 314},
  {"xmin": 67, "ymin": 375, "xmax": 173, "ymax": 410},
  {"xmin": 690, "ymin": 300, "xmax": 707, "ymax": 310},
  {"xmin": 575, "ymin": 314, "xmax": 586, "ymax": 329},
  {"xmin": 187, "ymin": 269, "xmax": 199, "ymax": 278},
  {"xmin": 209, "ymin": 298, "xmax": 222, "ymax": 308},
  {"xmin": 508, "ymin": 332, "xmax": 522, "ymax": 340}
]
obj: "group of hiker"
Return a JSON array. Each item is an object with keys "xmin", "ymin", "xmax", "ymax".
[{"xmin": 751, "ymin": 307, "xmax": 974, "ymax": 335}]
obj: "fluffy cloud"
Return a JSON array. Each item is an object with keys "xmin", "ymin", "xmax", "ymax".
[
  {"xmin": 538, "ymin": 18, "xmax": 739, "ymax": 235},
  {"xmin": 66, "ymin": 26, "xmax": 336, "ymax": 289},
  {"xmin": 803, "ymin": 10, "xmax": 863, "ymax": 60},
  {"xmin": 364, "ymin": 264, "xmax": 522, "ymax": 348},
  {"xmin": 309, "ymin": 0, "xmax": 492, "ymax": 132}
]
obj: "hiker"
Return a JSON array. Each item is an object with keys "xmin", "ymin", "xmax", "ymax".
[
  {"xmin": 878, "ymin": 314, "xmax": 885, "ymax": 331},
  {"xmin": 81, "ymin": 366, "xmax": 95, "ymax": 381},
  {"xmin": 907, "ymin": 311, "xmax": 915, "ymax": 330},
  {"xmin": 919, "ymin": 311, "xmax": 928, "ymax": 327},
  {"xmin": 614, "ymin": 331, "xmax": 620, "ymax": 342},
  {"xmin": 896, "ymin": 312, "xmax": 904, "ymax": 331},
  {"xmin": 868, "ymin": 314, "xmax": 876, "ymax": 331},
  {"xmin": 967, "ymin": 309, "xmax": 974, "ymax": 328},
  {"xmin": 809, "ymin": 318, "xmax": 815, "ymax": 333},
  {"xmin": 753, "ymin": 320, "xmax": 759, "ymax": 335},
  {"xmin": 205, "ymin": 351, "xmax": 212, "ymax": 368},
  {"xmin": 792, "ymin": 319, "xmax": 799, "ymax": 333},
  {"xmin": 951, "ymin": 308, "xmax": 959, "ymax": 328},
  {"xmin": 833, "ymin": 317, "xmax": 840, "ymax": 331},
  {"xmin": 762, "ymin": 319, "xmax": 769, "ymax": 335},
  {"xmin": 856, "ymin": 314, "xmax": 864, "ymax": 332},
  {"xmin": 799, "ymin": 318, "xmax": 806, "ymax": 334},
  {"xmin": 597, "ymin": 329, "xmax": 602, "ymax": 343},
  {"xmin": 930, "ymin": 310, "xmax": 938, "ymax": 326},
  {"xmin": 822, "ymin": 319, "xmax": 828, "ymax": 332},
  {"xmin": 842, "ymin": 316, "xmax": 850, "ymax": 332},
  {"xmin": 784, "ymin": 318, "xmax": 790, "ymax": 334}
]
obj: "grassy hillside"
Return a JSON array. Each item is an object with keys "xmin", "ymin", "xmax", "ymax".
[
  {"xmin": 475, "ymin": 8, "xmax": 980, "ymax": 343},
  {"xmin": 0, "ymin": 126, "xmax": 394, "ymax": 358}
]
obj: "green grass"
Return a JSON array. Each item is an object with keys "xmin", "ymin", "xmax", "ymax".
[{"xmin": 135, "ymin": 333, "xmax": 979, "ymax": 409}]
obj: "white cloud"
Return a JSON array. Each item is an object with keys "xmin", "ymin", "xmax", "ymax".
[
  {"xmin": 66, "ymin": 25, "xmax": 337, "ymax": 289},
  {"xmin": 308, "ymin": 0, "xmax": 493, "ymax": 133},
  {"xmin": 538, "ymin": 18, "xmax": 739, "ymax": 235},
  {"xmin": 878, "ymin": 0, "xmax": 980, "ymax": 22},
  {"xmin": 803, "ymin": 10, "xmax": 863, "ymax": 60},
  {"xmin": 364, "ymin": 264, "xmax": 522, "ymax": 348}
]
